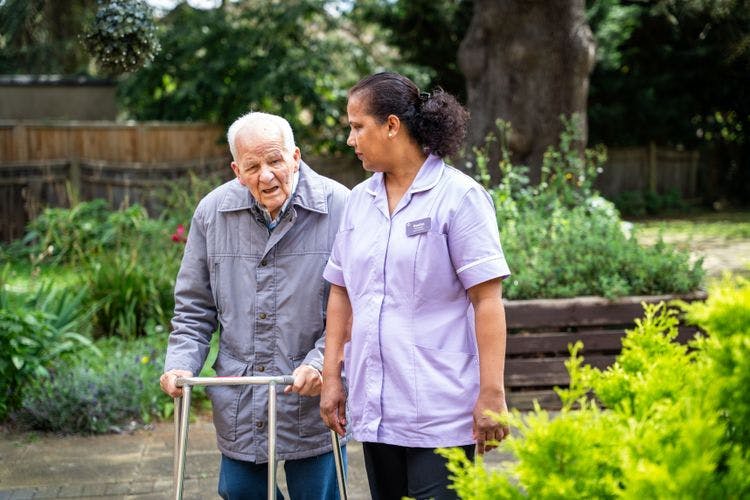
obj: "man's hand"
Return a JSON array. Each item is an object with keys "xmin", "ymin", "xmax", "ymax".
[
  {"xmin": 472, "ymin": 390, "xmax": 510, "ymax": 455},
  {"xmin": 320, "ymin": 375, "xmax": 347, "ymax": 437},
  {"xmin": 284, "ymin": 364, "xmax": 323, "ymax": 396},
  {"xmin": 159, "ymin": 369, "xmax": 193, "ymax": 398}
]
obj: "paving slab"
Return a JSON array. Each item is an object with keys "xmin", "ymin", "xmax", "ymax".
[{"xmin": 0, "ymin": 417, "xmax": 512, "ymax": 499}]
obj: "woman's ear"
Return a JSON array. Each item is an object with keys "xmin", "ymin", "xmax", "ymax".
[{"xmin": 386, "ymin": 114, "xmax": 401, "ymax": 137}]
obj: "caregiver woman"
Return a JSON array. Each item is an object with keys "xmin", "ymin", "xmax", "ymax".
[{"xmin": 320, "ymin": 72, "xmax": 512, "ymax": 500}]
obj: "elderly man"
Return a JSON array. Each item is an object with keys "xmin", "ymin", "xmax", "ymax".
[{"xmin": 160, "ymin": 111, "xmax": 349, "ymax": 500}]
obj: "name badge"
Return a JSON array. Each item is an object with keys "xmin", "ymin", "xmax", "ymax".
[{"xmin": 406, "ymin": 217, "xmax": 431, "ymax": 236}]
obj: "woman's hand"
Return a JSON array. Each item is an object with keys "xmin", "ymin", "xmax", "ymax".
[
  {"xmin": 320, "ymin": 374, "xmax": 347, "ymax": 437},
  {"xmin": 472, "ymin": 390, "xmax": 510, "ymax": 454}
]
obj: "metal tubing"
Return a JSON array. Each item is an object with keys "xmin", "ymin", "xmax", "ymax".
[
  {"xmin": 175, "ymin": 385, "xmax": 192, "ymax": 500},
  {"xmin": 173, "ymin": 396, "xmax": 181, "ymax": 492},
  {"xmin": 172, "ymin": 375, "xmax": 295, "ymax": 499},
  {"xmin": 267, "ymin": 382, "xmax": 278, "ymax": 500},
  {"xmin": 330, "ymin": 430, "xmax": 348, "ymax": 500},
  {"xmin": 176, "ymin": 375, "xmax": 295, "ymax": 387}
]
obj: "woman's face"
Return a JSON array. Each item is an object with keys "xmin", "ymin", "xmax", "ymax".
[{"xmin": 346, "ymin": 93, "xmax": 391, "ymax": 172}]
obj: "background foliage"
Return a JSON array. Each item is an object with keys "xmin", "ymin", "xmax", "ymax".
[
  {"xmin": 117, "ymin": 0, "xmax": 410, "ymax": 154},
  {"xmin": 474, "ymin": 117, "xmax": 704, "ymax": 300}
]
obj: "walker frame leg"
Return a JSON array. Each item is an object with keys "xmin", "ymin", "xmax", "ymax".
[
  {"xmin": 331, "ymin": 430, "xmax": 348, "ymax": 500},
  {"xmin": 171, "ymin": 375, "xmax": 297, "ymax": 500}
]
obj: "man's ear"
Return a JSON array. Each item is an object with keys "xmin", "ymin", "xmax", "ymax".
[
  {"xmin": 293, "ymin": 147, "xmax": 301, "ymax": 172},
  {"xmin": 231, "ymin": 162, "xmax": 244, "ymax": 184}
]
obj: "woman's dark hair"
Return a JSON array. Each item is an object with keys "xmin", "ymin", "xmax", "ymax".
[{"xmin": 349, "ymin": 72, "xmax": 469, "ymax": 158}]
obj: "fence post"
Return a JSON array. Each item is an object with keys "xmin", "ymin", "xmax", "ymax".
[
  {"xmin": 648, "ymin": 141, "xmax": 658, "ymax": 193},
  {"xmin": 12, "ymin": 123, "xmax": 28, "ymax": 161},
  {"xmin": 68, "ymin": 156, "xmax": 81, "ymax": 205}
]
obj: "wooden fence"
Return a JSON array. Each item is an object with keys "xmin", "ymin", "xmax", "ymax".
[
  {"xmin": 0, "ymin": 120, "xmax": 704, "ymax": 243},
  {"xmin": 0, "ymin": 120, "xmax": 227, "ymax": 162},
  {"xmin": 504, "ymin": 292, "xmax": 706, "ymax": 410},
  {"xmin": 595, "ymin": 142, "xmax": 702, "ymax": 201}
]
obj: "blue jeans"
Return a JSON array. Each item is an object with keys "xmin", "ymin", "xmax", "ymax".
[{"xmin": 218, "ymin": 447, "xmax": 347, "ymax": 500}]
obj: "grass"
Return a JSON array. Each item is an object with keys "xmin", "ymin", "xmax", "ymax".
[
  {"xmin": 630, "ymin": 209, "xmax": 750, "ymax": 242},
  {"xmin": 2, "ymin": 261, "xmax": 83, "ymax": 295}
]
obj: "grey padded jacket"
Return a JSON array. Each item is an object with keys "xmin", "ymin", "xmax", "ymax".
[{"xmin": 164, "ymin": 161, "xmax": 349, "ymax": 463}]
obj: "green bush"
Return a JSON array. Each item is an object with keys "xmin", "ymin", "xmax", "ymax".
[
  {"xmin": 86, "ymin": 246, "xmax": 181, "ymax": 339},
  {"xmin": 0, "ymin": 268, "xmax": 99, "ymax": 420},
  {"xmin": 613, "ymin": 188, "xmax": 688, "ymax": 217},
  {"xmin": 18, "ymin": 328, "xmax": 168, "ymax": 434},
  {"xmin": 474, "ymin": 117, "xmax": 704, "ymax": 299},
  {"xmin": 441, "ymin": 276, "xmax": 750, "ymax": 498},
  {"xmin": 7, "ymin": 198, "xmax": 184, "ymax": 339},
  {"xmin": 16, "ymin": 325, "xmax": 220, "ymax": 433},
  {"xmin": 154, "ymin": 171, "xmax": 225, "ymax": 227},
  {"xmin": 13, "ymin": 200, "xmax": 164, "ymax": 266}
]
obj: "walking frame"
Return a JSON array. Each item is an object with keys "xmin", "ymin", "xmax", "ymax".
[{"xmin": 173, "ymin": 375, "xmax": 348, "ymax": 500}]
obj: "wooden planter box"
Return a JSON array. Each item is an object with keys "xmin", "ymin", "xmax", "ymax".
[{"xmin": 504, "ymin": 291, "xmax": 707, "ymax": 411}]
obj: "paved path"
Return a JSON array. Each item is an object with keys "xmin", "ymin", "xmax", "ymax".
[{"xmin": 0, "ymin": 419, "xmax": 508, "ymax": 499}]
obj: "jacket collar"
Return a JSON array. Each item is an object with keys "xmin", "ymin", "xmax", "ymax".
[{"xmin": 218, "ymin": 160, "xmax": 329, "ymax": 214}]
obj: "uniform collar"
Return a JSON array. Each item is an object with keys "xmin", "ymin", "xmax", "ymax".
[
  {"xmin": 365, "ymin": 154, "xmax": 444, "ymax": 197},
  {"xmin": 218, "ymin": 160, "xmax": 329, "ymax": 214}
]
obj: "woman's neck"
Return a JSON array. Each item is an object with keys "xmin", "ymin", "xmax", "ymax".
[
  {"xmin": 383, "ymin": 144, "xmax": 428, "ymax": 213},
  {"xmin": 384, "ymin": 145, "xmax": 428, "ymax": 191}
]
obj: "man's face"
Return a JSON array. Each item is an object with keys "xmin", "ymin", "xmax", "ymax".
[{"xmin": 231, "ymin": 126, "xmax": 300, "ymax": 219}]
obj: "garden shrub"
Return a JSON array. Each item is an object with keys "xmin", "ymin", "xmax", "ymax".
[
  {"xmin": 85, "ymin": 245, "xmax": 181, "ymax": 339},
  {"xmin": 474, "ymin": 117, "xmax": 704, "ymax": 299},
  {"xmin": 13, "ymin": 200, "xmax": 163, "ymax": 266},
  {"xmin": 0, "ymin": 268, "xmax": 99, "ymax": 420},
  {"xmin": 441, "ymin": 275, "xmax": 750, "ymax": 499},
  {"xmin": 5, "ymin": 197, "xmax": 184, "ymax": 339},
  {"xmin": 613, "ymin": 188, "xmax": 688, "ymax": 217},
  {"xmin": 17, "ymin": 325, "xmax": 220, "ymax": 433},
  {"xmin": 18, "ymin": 328, "xmax": 167, "ymax": 434},
  {"xmin": 155, "ymin": 170, "xmax": 226, "ymax": 227}
]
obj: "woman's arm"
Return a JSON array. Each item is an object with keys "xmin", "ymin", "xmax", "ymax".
[
  {"xmin": 319, "ymin": 283, "xmax": 352, "ymax": 437},
  {"xmin": 468, "ymin": 278, "xmax": 510, "ymax": 454}
]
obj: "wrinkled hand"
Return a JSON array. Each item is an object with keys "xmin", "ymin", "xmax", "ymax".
[
  {"xmin": 472, "ymin": 391, "xmax": 510, "ymax": 454},
  {"xmin": 160, "ymin": 369, "xmax": 193, "ymax": 398},
  {"xmin": 320, "ymin": 376, "xmax": 347, "ymax": 437},
  {"xmin": 284, "ymin": 365, "xmax": 323, "ymax": 397}
]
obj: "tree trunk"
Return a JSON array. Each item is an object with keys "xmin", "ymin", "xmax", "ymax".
[{"xmin": 458, "ymin": 0, "xmax": 596, "ymax": 184}]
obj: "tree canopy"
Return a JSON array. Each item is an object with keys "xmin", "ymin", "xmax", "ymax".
[
  {"xmin": 1, "ymin": 0, "xmax": 747, "ymax": 199},
  {"xmin": 117, "ymin": 0, "xmax": 417, "ymax": 154},
  {"xmin": 0, "ymin": 0, "xmax": 96, "ymax": 74}
]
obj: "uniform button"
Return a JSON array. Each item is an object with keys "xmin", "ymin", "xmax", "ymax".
[
  {"xmin": 257, "ymin": 365, "xmax": 265, "ymax": 372},
  {"xmin": 256, "ymin": 421, "xmax": 264, "ymax": 428},
  {"xmin": 260, "ymin": 259, "xmax": 267, "ymax": 267},
  {"xmin": 259, "ymin": 312, "xmax": 267, "ymax": 319}
]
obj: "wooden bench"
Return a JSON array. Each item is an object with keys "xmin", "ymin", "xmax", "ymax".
[{"xmin": 503, "ymin": 292, "xmax": 706, "ymax": 410}]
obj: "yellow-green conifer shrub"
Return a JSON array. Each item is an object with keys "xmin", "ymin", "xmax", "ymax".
[{"xmin": 441, "ymin": 276, "xmax": 750, "ymax": 499}]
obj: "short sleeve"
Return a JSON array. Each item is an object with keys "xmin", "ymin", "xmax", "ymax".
[
  {"xmin": 448, "ymin": 186, "xmax": 511, "ymax": 289},
  {"xmin": 323, "ymin": 232, "xmax": 346, "ymax": 287}
]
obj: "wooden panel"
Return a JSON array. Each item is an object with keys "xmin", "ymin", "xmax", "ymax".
[
  {"xmin": 507, "ymin": 326, "xmax": 700, "ymax": 356},
  {"xmin": 78, "ymin": 158, "xmax": 230, "ymax": 215},
  {"xmin": 505, "ymin": 293, "xmax": 706, "ymax": 331},
  {"xmin": 0, "ymin": 160, "xmax": 70, "ymax": 241},
  {"xmin": 506, "ymin": 354, "xmax": 616, "ymax": 388},
  {"xmin": 0, "ymin": 121, "xmax": 228, "ymax": 163},
  {"xmin": 0, "ymin": 125, "xmax": 14, "ymax": 161},
  {"xmin": 507, "ymin": 390, "xmax": 562, "ymax": 411}
]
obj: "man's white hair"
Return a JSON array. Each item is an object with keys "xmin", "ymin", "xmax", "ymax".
[{"xmin": 226, "ymin": 112, "xmax": 296, "ymax": 160}]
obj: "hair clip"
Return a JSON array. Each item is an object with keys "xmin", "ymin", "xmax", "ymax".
[{"xmin": 419, "ymin": 91, "xmax": 431, "ymax": 101}]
